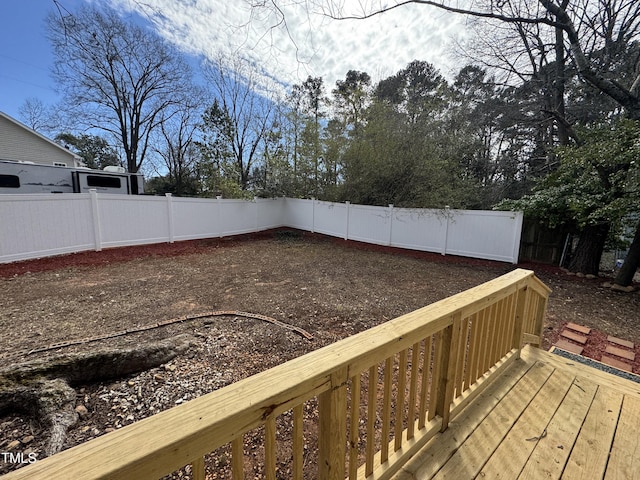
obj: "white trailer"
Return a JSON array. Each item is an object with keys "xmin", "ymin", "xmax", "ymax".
[{"xmin": 0, "ymin": 160, "xmax": 144, "ymax": 194}]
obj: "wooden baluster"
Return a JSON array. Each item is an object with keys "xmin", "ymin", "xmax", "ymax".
[
  {"xmin": 232, "ymin": 437, "xmax": 244, "ymax": 480},
  {"xmin": 293, "ymin": 405, "xmax": 304, "ymax": 480},
  {"xmin": 484, "ymin": 303, "xmax": 499, "ymax": 374},
  {"xmin": 464, "ymin": 314, "xmax": 479, "ymax": 391},
  {"xmin": 428, "ymin": 332, "xmax": 443, "ymax": 423},
  {"xmin": 395, "ymin": 349, "xmax": 407, "ymax": 451},
  {"xmin": 265, "ymin": 417, "xmax": 276, "ymax": 480},
  {"xmin": 191, "ymin": 456, "xmax": 205, "ymax": 480},
  {"xmin": 419, "ymin": 336, "xmax": 432, "ymax": 429},
  {"xmin": 475, "ymin": 308, "xmax": 489, "ymax": 380},
  {"xmin": 349, "ymin": 375, "xmax": 361, "ymax": 480},
  {"xmin": 365, "ymin": 365, "xmax": 377, "ymax": 477},
  {"xmin": 454, "ymin": 317, "xmax": 469, "ymax": 398},
  {"xmin": 493, "ymin": 298, "xmax": 507, "ymax": 364},
  {"xmin": 381, "ymin": 357, "xmax": 393, "ymax": 463},
  {"xmin": 407, "ymin": 342, "xmax": 420, "ymax": 439}
]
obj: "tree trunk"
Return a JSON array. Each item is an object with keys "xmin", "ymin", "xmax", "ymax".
[
  {"xmin": 568, "ymin": 222, "xmax": 610, "ymax": 275},
  {"xmin": 614, "ymin": 220, "xmax": 640, "ymax": 287}
]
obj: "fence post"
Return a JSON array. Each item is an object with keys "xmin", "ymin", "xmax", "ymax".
[
  {"xmin": 311, "ymin": 198, "xmax": 316, "ymax": 233},
  {"xmin": 511, "ymin": 211, "xmax": 524, "ymax": 264},
  {"xmin": 216, "ymin": 196, "xmax": 223, "ymax": 238},
  {"xmin": 254, "ymin": 196, "xmax": 259, "ymax": 232},
  {"xmin": 388, "ymin": 204, "xmax": 394, "ymax": 246},
  {"xmin": 89, "ymin": 189, "xmax": 102, "ymax": 252},
  {"xmin": 441, "ymin": 205, "xmax": 450, "ymax": 256},
  {"xmin": 318, "ymin": 366, "xmax": 348, "ymax": 480},
  {"xmin": 344, "ymin": 201, "xmax": 350, "ymax": 241},
  {"xmin": 166, "ymin": 193, "xmax": 174, "ymax": 243}
]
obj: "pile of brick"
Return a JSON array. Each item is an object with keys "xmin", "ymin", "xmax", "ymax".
[{"xmin": 553, "ymin": 322, "xmax": 636, "ymax": 373}]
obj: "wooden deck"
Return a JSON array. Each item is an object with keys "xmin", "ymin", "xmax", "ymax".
[{"xmin": 391, "ymin": 345, "xmax": 640, "ymax": 480}]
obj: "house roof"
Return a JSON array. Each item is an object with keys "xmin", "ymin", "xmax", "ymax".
[{"xmin": 0, "ymin": 110, "xmax": 83, "ymax": 162}]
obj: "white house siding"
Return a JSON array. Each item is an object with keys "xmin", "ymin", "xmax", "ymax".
[{"xmin": 0, "ymin": 112, "xmax": 81, "ymax": 167}]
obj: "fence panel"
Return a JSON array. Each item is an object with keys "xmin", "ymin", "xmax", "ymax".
[
  {"xmin": 0, "ymin": 193, "xmax": 95, "ymax": 262},
  {"xmin": 313, "ymin": 200, "xmax": 348, "ymax": 238},
  {"xmin": 281, "ymin": 198, "xmax": 314, "ymax": 231},
  {"xmin": 256, "ymin": 198, "xmax": 285, "ymax": 231},
  {"xmin": 171, "ymin": 196, "xmax": 221, "ymax": 241},
  {"xmin": 390, "ymin": 208, "xmax": 448, "ymax": 254},
  {"xmin": 348, "ymin": 204, "xmax": 392, "ymax": 246},
  {"xmin": 98, "ymin": 195, "xmax": 170, "ymax": 248},
  {"xmin": 0, "ymin": 195, "xmax": 522, "ymax": 264},
  {"xmin": 445, "ymin": 210, "xmax": 523, "ymax": 263}
]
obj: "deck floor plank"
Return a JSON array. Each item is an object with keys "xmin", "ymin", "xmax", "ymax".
[
  {"xmin": 390, "ymin": 347, "xmax": 640, "ymax": 480},
  {"xmin": 478, "ymin": 368, "xmax": 576, "ymax": 479},
  {"xmin": 428, "ymin": 361, "xmax": 555, "ymax": 479},
  {"xmin": 551, "ymin": 386, "xmax": 623, "ymax": 480},
  {"xmin": 604, "ymin": 394, "xmax": 640, "ymax": 480},
  {"xmin": 517, "ymin": 376, "xmax": 598, "ymax": 480},
  {"xmin": 396, "ymin": 359, "xmax": 535, "ymax": 480}
]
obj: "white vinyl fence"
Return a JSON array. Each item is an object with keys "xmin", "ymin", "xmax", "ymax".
[{"xmin": 0, "ymin": 194, "xmax": 523, "ymax": 264}]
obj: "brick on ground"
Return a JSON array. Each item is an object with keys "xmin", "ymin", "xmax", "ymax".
[
  {"xmin": 607, "ymin": 335, "xmax": 634, "ymax": 349},
  {"xmin": 601, "ymin": 355, "xmax": 633, "ymax": 373},
  {"xmin": 605, "ymin": 345, "xmax": 636, "ymax": 361},
  {"xmin": 554, "ymin": 339, "xmax": 584, "ymax": 355},
  {"xmin": 565, "ymin": 322, "xmax": 591, "ymax": 335},
  {"xmin": 560, "ymin": 329, "xmax": 588, "ymax": 345}
]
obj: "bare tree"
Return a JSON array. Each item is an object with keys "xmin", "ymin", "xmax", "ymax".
[
  {"xmin": 152, "ymin": 99, "xmax": 204, "ymax": 196},
  {"xmin": 17, "ymin": 98, "xmax": 54, "ymax": 134},
  {"xmin": 47, "ymin": 4, "xmax": 193, "ymax": 174},
  {"xmin": 200, "ymin": 54, "xmax": 277, "ymax": 191}
]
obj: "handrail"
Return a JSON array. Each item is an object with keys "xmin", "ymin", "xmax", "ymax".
[{"xmin": 2, "ymin": 268, "xmax": 551, "ymax": 480}]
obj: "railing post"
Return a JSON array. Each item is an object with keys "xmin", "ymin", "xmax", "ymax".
[
  {"xmin": 533, "ymin": 292, "xmax": 548, "ymax": 341},
  {"xmin": 435, "ymin": 313, "xmax": 463, "ymax": 432},
  {"xmin": 318, "ymin": 367, "xmax": 348, "ymax": 480},
  {"xmin": 512, "ymin": 285, "xmax": 531, "ymax": 355}
]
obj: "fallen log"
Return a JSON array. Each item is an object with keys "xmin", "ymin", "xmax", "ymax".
[{"xmin": 0, "ymin": 334, "xmax": 196, "ymax": 456}]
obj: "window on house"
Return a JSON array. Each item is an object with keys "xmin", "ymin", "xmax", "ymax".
[
  {"xmin": 87, "ymin": 175, "xmax": 122, "ymax": 189},
  {"xmin": 53, "ymin": 162, "xmax": 67, "ymax": 167},
  {"xmin": 0, "ymin": 175, "xmax": 20, "ymax": 188}
]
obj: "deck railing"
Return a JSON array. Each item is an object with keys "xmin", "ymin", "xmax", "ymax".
[{"xmin": 3, "ymin": 269, "xmax": 551, "ymax": 480}]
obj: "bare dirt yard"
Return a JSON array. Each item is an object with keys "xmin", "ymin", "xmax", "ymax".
[{"xmin": 1, "ymin": 230, "xmax": 639, "ymax": 477}]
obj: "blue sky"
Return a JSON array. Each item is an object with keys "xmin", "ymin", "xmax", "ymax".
[
  {"xmin": 0, "ymin": 1, "xmax": 83, "ymax": 119},
  {"xmin": 1, "ymin": 0, "xmax": 469, "ymax": 125}
]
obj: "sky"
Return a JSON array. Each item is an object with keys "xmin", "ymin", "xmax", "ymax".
[{"xmin": 0, "ymin": 0, "xmax": 469, "ymax": 124}]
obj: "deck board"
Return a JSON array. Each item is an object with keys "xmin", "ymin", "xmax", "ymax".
[
  {"xmin": 603, "ymin": 394, "xmax": 640, "ymax": 480},
  {"xmin": 518, "ymin": 377, "xmax": 597, "ymax": 479},
  {"xmin": 478, "ymin": 368, "xmax": 575, "ymax": 479},
  {"xmin": 428, "ymin": 362, "xmax": 555, "ymax": 479},
  {"xmin": 562, "ymin": 387, "xmax": 622, "ymax": 479},
  {"xmin": 391, "ymin": 346, "xmax": 640, "ymax": 480}
]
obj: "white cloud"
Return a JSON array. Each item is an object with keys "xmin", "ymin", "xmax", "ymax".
[{"xmin": 108, "ymin": 0, "xmax": 469, "ymax": 90}]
